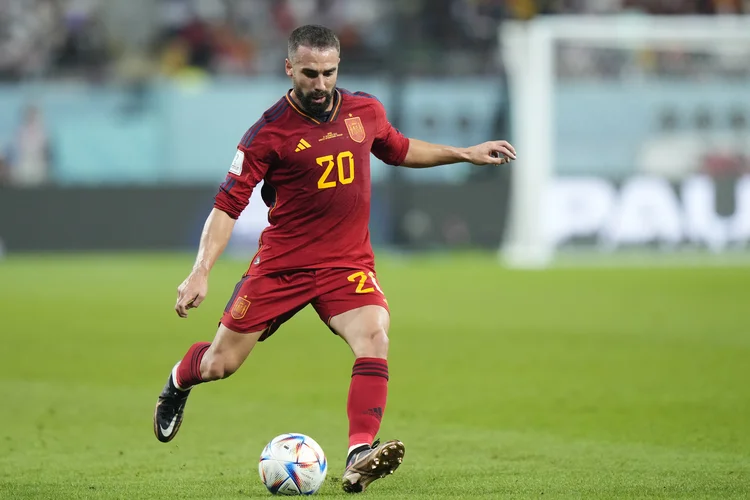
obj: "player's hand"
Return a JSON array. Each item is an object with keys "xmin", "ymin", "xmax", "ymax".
[
  {"xmin": 466, "ymin": 140, "xmax": 516, "ymax": 165},
  {"xmin": 175, "ymin": 270, "xmax": 209, "ymax": 318}
]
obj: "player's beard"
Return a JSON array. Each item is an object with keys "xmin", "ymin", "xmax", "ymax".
[{"xmin": 295, "ymin": 87, "xmax": 333, "ymax": 116}]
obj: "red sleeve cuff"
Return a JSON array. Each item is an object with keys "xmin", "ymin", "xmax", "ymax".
[
  {"xmin": 391, "ymin": 136, "xmax": 410, "ymax": 166},
  {"xmin": 213, "ymin": 189, "xmax": 242, "ymax": 219}
]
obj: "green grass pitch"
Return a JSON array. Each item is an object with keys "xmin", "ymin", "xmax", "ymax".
[{"xmin": 0, "ymin": 253, "xmax": 748, "ymax": 499}]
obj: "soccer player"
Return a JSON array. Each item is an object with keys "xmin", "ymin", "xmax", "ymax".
[{"xmin": 153, "ymin": 25, "xmax": 516, "ymax": 493}]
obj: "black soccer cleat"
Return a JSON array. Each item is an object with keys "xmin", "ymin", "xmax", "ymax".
[
  {"xmin": 153, "ymin": 364, "xmax": 191, "ymax": 443},
  {"xmin": 342, "ymin": 439, "xmax": 405, "ymax": 493}
]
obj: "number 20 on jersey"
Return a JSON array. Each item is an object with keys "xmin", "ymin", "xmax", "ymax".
[{"xmin": 317, "ymin": 151, "xmax": 354, "ymax": 189}]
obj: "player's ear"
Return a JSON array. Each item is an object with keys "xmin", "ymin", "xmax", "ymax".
[{"xmin": 285, "ymin": 59, "xmax": 293, "ymax": 77}]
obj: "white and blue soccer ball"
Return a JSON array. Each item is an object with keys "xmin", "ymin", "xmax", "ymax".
[{"xmin": 259, "ymin": 433, "xmax": 327, "ymax": 495}]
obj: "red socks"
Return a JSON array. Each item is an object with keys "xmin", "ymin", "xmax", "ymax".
[
  {"xmin": 347, "ymin": 357, "xmax": 389, "ymax": 448},
  {"xmin": 175, "ymin": 342, "xmax": 211, "ymax": 389},
  {"xmin": 173, "ymin": 348, "xmax": 389, "ymax": 449}
]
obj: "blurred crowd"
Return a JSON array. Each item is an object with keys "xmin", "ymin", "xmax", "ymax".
[
  {"xmin": 0, "ymin": 0, "xmax": 108, "ymax": 81},
  {"xmin": 0, "ymin": 0, "xmax": 748, "ymax": 83},
  {"xmin": 508, "ymin": 0, "xmax": 749, "ymax": 17},
  {"xmin": 0, "ymin": 0, "xmax": 748, "ymax": 188}
]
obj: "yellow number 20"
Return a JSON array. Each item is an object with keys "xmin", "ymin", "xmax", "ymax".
[{"xmin": 317, "ymin": 151, "xmax": 355, "ymax": 190}]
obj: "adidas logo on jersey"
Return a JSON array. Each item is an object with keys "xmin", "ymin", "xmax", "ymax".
[{"xmin": 295, "ymin": 138, "xmax": 311, "ymax": 152}]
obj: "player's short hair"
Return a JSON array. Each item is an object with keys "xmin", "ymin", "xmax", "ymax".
[{"xmin": 288, "ymin": 25, "xmax": 340, "ymax": 61}]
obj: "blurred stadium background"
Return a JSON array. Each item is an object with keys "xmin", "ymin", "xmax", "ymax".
[
  {"xmin": 1, "ymin": 0, "xmax": 749, "ymax": 261},
  {"xmin": 1, "ymin": 1, "xmax": 749, "ymax": 499}
]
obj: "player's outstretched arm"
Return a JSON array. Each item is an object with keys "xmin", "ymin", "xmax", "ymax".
[
  {"xmin": 175, "ymin": 208, "xmax": 237, "ymax": 318},
  {"xmin": 400, "ymin": 138, "xmax": 516, "ymax": 169}
]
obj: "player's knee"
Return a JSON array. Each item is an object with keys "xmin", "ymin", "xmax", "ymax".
[
  {"xmin": 373, "ymin": 328, "xmax": 389, "ymax": 354},
  {"xmin": 354, "ymin": 326, "xmax": 389, "ymax": 358}
]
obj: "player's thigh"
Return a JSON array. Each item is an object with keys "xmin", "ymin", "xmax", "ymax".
[
  {"xmin": 329, "ymin": 304, "xmax": 390, "ymax": 353},
  {"xmin": 312, "ymin": 268, "xmax": 389, "ymax": 327},
  {"xmin": 220, "ymin": 271, "xmax": 316, "ymax": 342},
  {"xmin": 313, "ymin": 268, "xmax": 390, "ymax": 357}
]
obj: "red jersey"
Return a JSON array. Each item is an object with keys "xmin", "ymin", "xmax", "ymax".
[{"xmin": 214, "ymin": 88, "xmax": 410, "ymax": 276}]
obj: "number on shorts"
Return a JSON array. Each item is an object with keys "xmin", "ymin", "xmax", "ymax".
[{"xmin": 347, "ymin": 271, "xmax": 384, "ymax": 294}]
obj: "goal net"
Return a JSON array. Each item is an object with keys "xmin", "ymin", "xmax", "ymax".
[{"xmin": 499, "ymin": 16, "xmax": 750, "ymax": 268}]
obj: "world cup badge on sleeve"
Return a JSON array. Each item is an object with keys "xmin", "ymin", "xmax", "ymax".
[
  {"xmin": 231, "ymin": 296, "xmax": 251, "ymax": 320},
  {"xmin": 345, "ymin": 116, "xmax": 366, "ymax": 143}
]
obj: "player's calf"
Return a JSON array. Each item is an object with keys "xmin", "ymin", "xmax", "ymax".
[
  {"xmin": 197, "ymin": 325, "xmax": 264, "ymax": 381},
  {"xmin": 200, "ymin": 350, "xmax": 243, "ymax": 381}
]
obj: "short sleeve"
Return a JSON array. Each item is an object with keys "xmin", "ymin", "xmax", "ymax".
[
  {"xmin": 371, "ymin": 100, "xmax": 410, "ymax": 167},
  {"xmin": 213, "ymin": 130, "xmax": 274, "ymax": 219}
]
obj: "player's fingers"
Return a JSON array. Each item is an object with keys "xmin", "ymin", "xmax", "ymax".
[
  {"xmin": 487, "ymin": 151, "xmax": 504, "ymax": 164},
  {"xmin": 490, "ymin": 149, "xmax": 514, "ymax": 163},
  {"xmin": 187, "ymin": 293, "xmax": 204, "ymax": 309},
  {"xmin": 492, "ymin": 140, "xmax": 515, "ymax": 156},
  {"xmin": 500, "ymin": 140, "xmax": 517, "ymax": 156},
  {"xmin": 175, "ymin": 304, "xmax": 188, "ymax": 318},
  {"xmin": 175, "ymin": 293, "xmax": 190, "ymax": 318},
  {"xmin": 191, "ymin": 293, "xmax": 207, "ymax": 308},
  {"xmin": 495, "ymin": 144, "xmax": 516, "ymax": 160},
  {"xmin": 182, "ymin": 291, "xmax": 198, "ymax": 309}
]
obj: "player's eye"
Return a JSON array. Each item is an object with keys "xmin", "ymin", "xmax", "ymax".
[
  {"xmin": 323, "ymin": 69, "xmax": 336, "ymax": 77},
  {"xmin": 302, "ymin": 70, "xmax": 319, "ymax": 78}
]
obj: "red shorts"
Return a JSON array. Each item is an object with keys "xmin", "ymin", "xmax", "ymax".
[{"xmin": 220, "ymin": 268, "xmax": 389, "ymax": 340}]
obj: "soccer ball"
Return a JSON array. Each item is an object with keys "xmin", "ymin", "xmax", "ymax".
[{"xmin": 258, "ymin": 433, "xmax": 327, "ymax": 495}]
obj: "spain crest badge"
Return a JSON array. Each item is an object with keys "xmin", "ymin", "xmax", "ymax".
[
  {"xmin": 231, "ymin": 296, "xmax": 251, "ymax": 320},
  {"xmin": 345, "ymin": 116, "xmax": 366, "ymax": 143}
]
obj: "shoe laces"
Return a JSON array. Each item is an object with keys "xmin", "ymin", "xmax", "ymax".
[{"xmin": 161, "ymin": 385, "xmax": 188, "ymax": 409}]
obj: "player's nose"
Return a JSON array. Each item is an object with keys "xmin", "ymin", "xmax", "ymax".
[{"xmin": 314, "ymin": 76, "xmax": 327, "ymax": 90}]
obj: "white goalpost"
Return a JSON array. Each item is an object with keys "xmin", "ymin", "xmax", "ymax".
[{"xmin": 498, "ymin": 16, "xmax": 750, "ymax": 268}]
